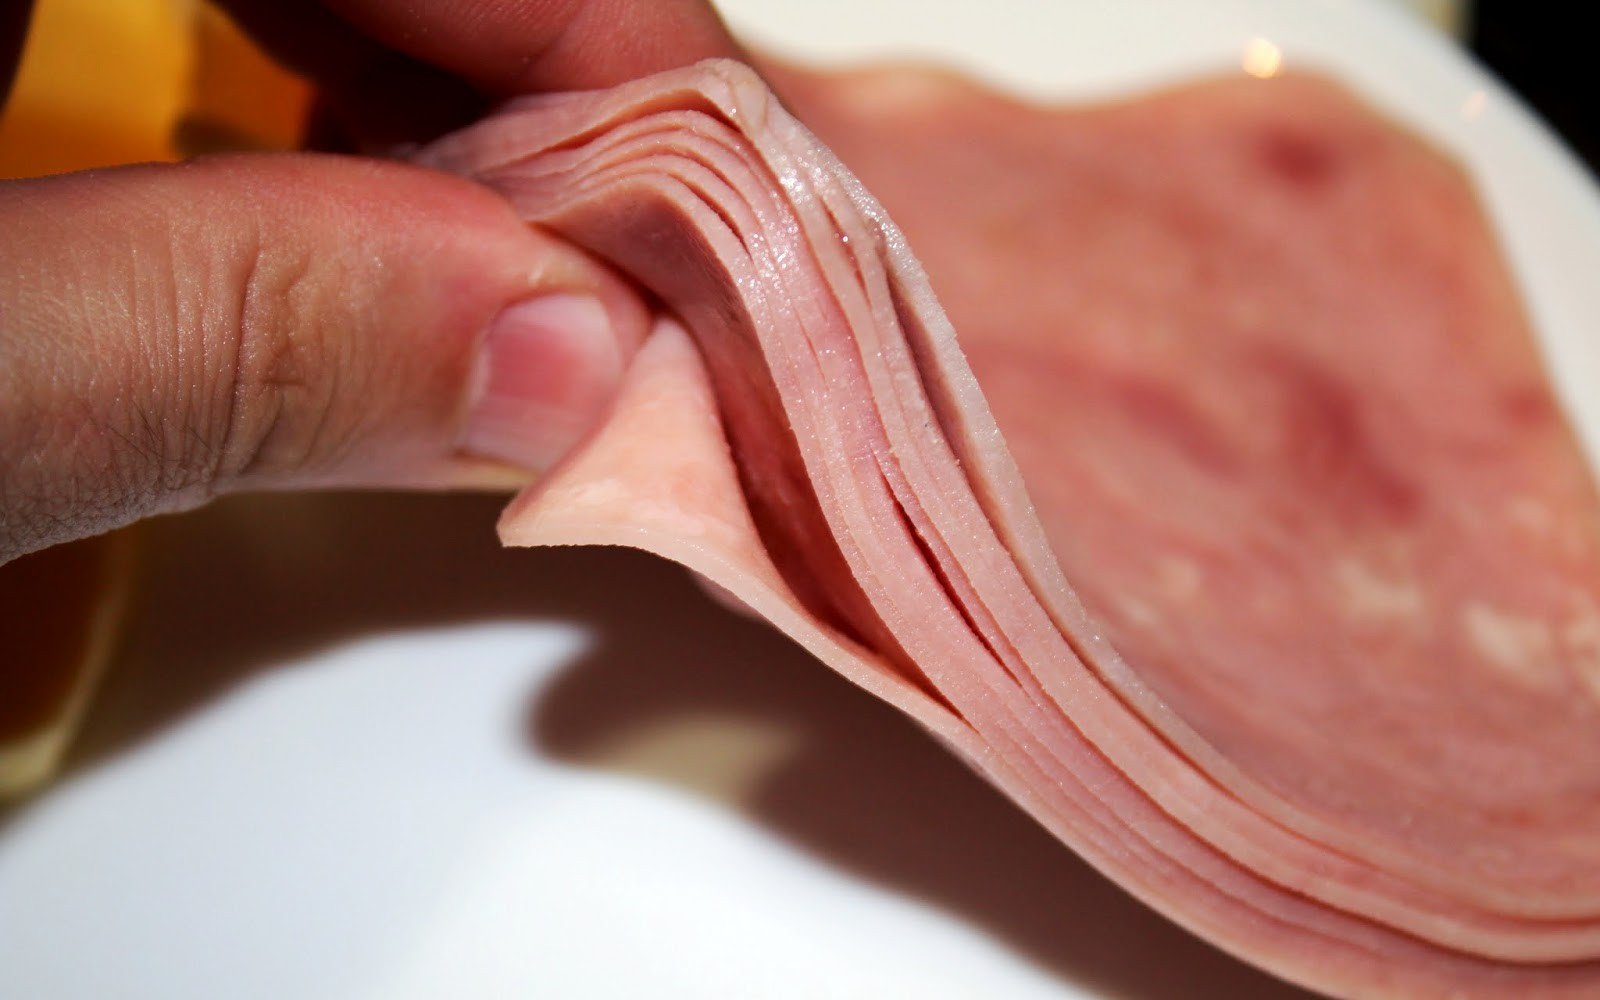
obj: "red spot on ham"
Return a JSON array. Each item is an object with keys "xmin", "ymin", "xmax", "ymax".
[
  {"xmin": 1255, "ymin": 127, "xmax": 1343, "ymax": 191},
  {"xmin": 1253, "ymin": 347, "xmax": 1422, "ymax": 525}
]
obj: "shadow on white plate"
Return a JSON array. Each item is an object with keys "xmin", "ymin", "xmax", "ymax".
[{"xmin": 4, "ymin": 491, "xmax": 1308, "ymax": 999}]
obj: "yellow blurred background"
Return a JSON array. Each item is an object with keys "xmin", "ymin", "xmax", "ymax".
[
  {"xmin": 0, "ymin": 0, "xmax": 308, "ymax": 179},
  {"xmin": 0, "ymin": 0, "xmax": 308, "ymax": 798}
]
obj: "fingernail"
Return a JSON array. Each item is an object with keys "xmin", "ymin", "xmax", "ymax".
[{"xmin": 460, "ymin": 294, "xmax": 623, "ymax": 471}]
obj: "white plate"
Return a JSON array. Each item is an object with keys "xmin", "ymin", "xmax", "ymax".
[{"xmin": 2, "ymin": 2, "xmax": 1596, "ymax": 998}]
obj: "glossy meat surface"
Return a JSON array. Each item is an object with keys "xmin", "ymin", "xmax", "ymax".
[{"xmin": 422, "ymin": 60, "xmax": 1600, "ymax": 998}]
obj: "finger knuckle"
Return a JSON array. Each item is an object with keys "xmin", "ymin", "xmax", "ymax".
[{"xmin": 202, "ymin": 224, "xmax": 352, "ymax": 488}]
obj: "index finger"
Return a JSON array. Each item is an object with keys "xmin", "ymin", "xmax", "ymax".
[{"xmin": 321, "ymin": 0, "xmax": 743, "ymax": 95}]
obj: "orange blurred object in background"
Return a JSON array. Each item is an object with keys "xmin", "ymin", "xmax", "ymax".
[
  {"xmin": 0, "ymin": 0, "xmax": 309, "ymax": 797},
  {"xmin": 0, "ymin": 0, "xmax": 309, "ymax": 178}
]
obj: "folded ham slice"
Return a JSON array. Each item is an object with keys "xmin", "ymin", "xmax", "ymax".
[{"xmin": 420, "ymin": 60, "xmax": 1600, "ymax": 998}]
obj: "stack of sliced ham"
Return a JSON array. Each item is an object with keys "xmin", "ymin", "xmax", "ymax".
[{"xmin": 420, "ymin": 60, "xmax": 1600, "ymax": 998}]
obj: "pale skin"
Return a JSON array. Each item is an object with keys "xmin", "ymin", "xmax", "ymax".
[{"xmin": 0, "ymin": 0, "xmax": 741, "ymax": 566}]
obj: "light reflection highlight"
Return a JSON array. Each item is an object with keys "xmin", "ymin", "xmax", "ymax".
[{"xmin": 1242, "ymin": 37, "xmax": 1284, "ymax": 79}]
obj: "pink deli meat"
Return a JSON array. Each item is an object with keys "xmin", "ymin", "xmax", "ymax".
[{"xmin": 419, "ymin": 61, "xmax": 1600, "ymax": 998}]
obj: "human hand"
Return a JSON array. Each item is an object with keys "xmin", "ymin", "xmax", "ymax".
[{"xmin": 0, "ymin": 0, "xmax": 740, "ymax": 566}]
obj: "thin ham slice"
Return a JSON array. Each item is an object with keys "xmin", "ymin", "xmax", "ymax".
[{"xmin": 419, "ymin": 60, "xmax": 1600, "ymax": 998}]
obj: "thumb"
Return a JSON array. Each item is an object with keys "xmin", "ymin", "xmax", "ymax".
[{"xmin": 0, "ymin": 153, "xmax": 650, "ymax": 564}]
